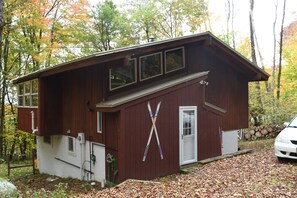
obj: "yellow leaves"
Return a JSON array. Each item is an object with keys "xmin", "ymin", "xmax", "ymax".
[
  {"xmin": 236, "ymin": 36, "xmax": 252, "ymax": 60},
  {"xmin": 12, "ymin": 0, "xmax": 90, "ymax": 68}
]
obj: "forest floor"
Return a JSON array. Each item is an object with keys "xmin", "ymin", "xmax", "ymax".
[{"xmin": 2, "ymin": 138, "xmax": 297, "ymax": 197}]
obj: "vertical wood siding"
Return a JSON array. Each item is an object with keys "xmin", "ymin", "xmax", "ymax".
[
  {"xmin": 198, "ymin": 108, "xmax": 223, "ymax": 160},
  {"xmin": 43, "ymin": 76, "xmax": 62, "ymax": 135},
  {"xmin": 40, "ymin": 64, "xmax": 105, "ymax": 142},
  {"xmin": 17, "ymin": 108, "xmax": 37, "ymax": 133},
  {"xmin": 186, "ymin": 44, "xmax": 249, "ymax": 130},
  {"xmin": 116, "ymin": 81, "xmax": 223, "ymax": 182}
]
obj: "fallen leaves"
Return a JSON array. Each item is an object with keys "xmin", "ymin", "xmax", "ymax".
[{"xmin": 75, "ymin": 149, "xmax": 297, "ymax": 197}]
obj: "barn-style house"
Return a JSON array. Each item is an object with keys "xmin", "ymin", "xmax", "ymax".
[{"xmin": 14, "ymin": 32, "xmax": 269, "ymax": 184}]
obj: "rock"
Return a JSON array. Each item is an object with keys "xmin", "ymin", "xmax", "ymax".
[
  {"xmin": 255, "ymin": 132, "xmax": 262, "ymax": 138},
  {"xmin": 261, "ymin": 129, "xmax": 268, "ymax": 135},
  {"xmin": 267, "ymin": 127, "xmax": 273, "ymax": 133},
  {"xmin": 245, "ymin": 124, "xmax": 285, "ymax": 140},
  {"xmin": 245, "ymin": 133, "xmax": 251, "ymax": 140},
  {"xmin": 0, "ymin": 178, "xmax": 17, "ymax": 197}
]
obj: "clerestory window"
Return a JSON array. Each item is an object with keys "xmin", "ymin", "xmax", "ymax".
[
  {"xmin": 139, "ymin": 52, "xmax": 163, "ymax": 81},
  {"xmin": 110, "ymin": 59, "xmax": 137, "ymax": 90},
  {"xmin": 165, "ymin": 47, "xmax": 185, "ymax": 73}
]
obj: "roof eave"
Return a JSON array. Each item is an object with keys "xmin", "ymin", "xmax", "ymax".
[{"xmin": 207, "ymin": 32, "xmax": 270, "ymax": 81}]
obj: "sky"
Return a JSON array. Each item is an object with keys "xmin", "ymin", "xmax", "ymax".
[
  {"xmin": 89, "ymin": 0, "xmax": 297, "ymax": 67},
  {"xmin": 208, "ymin": 0, "xmax": 297, "ymax": 66}
]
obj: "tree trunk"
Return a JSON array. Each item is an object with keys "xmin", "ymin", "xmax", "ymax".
[
  {"xmin": 277, "ymin": 0, "xmax": 286, "ymax": 100},
  {"xmin": 255, "ymin": 33, "xmax": 269, "ymax": 92},
  {"xmin": 1, "ymin": 13, "xmax": 12, "ymax": 159},
  {"xmin": 9, "ymin": 139, "xmax": 16, "ymax": 161},
  {"xmin": 20, "ymin": 138, "xmax": 27, "ymax": 160},
  {"xmin": 231, "ymin": 0, "xmax": 235, "ymax": 49},
  {"xmin": 271, "ymin": 1, "xmax": 278, "ymax": 95},
  {"xmin": 0, "ymin": 0, "xmax": 4, "ymax": 158},
  {"xmin": 249, "ymin": 0, "xmax": 257, "ymax": 65},
  {"xmin": 249, "ymin": 0, "xmax": 263, "ymax": 126},
  {"xmin": 225, "ymin": 0, "xmax": 231, "ymax": 45}
]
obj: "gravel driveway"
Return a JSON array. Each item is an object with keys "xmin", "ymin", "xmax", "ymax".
[{"xmin": 76, "ymin": 148, "xmax": 296, "ymax": 197}]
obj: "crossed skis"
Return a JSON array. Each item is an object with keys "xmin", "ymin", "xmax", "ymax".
[{"xmin": 143, "ymin": 101, "xmax": 164, "ymax": 162}]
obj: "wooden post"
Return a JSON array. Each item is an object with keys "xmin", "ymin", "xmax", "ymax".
[
  {"xmin": 7, "ymin": 155, "xmax": 10, "ymax": 177},
  {"xmin": 32, "ymin": 150, "xmax": 35, "ymax": 174},
  {"xmin": 32, "ymin": 149, "xmax": 36, "ymax": 174}
]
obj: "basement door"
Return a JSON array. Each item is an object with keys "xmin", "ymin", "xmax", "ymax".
[{"xmin": 179, "ymin": 106, "xmax": 197, "ymax": 165}]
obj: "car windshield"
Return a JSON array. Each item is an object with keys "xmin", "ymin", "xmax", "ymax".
[{"xmin": 288, "ymin": 117, "xmax": 297, "ymax": 128}]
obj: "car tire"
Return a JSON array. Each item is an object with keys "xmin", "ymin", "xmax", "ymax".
[{"xmin": 277, "ymin": 156, "xmax": 286, "ymax": 163}]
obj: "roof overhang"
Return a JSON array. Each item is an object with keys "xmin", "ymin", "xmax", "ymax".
[
  {"xmin": 203, "ymin": 35, "xmax": 269, "ymax": 81},
  {"xmin": 96, "ymin": 71, "xmax": 209, "ymax": 112}
]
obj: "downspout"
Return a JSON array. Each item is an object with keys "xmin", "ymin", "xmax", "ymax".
[
  {"xmin": 31, "ymin": 111, "xmax": 38, "ymax": 134},
  {"xmin": 80, "ymin": 142, "xmax": 84, "ymax": 180},
  {"xmin": 78, "ymin": 133, "xmax": 86, "ymax": 180}
]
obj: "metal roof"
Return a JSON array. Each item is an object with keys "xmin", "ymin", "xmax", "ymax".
[{"xmin": 96, "ymin": 71, "xmax": 209, "ymax": 109}]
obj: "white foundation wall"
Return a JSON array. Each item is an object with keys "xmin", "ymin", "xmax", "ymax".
[
  {"xmin": 36, "ymin": 135, "xmax": 105, "ymax": 183},
  {"xmin": 222, "ymin": 130, "xmax": 238, "ymax": 155}
]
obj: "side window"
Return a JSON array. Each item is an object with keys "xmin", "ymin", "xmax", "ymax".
[
  {"xmin": 24, "ymin": 82, "xmax": 31, "ymax": 106},
  {"xmin": 97, "ymin": 112, "xmax": 102, "ymax": 133},
  {"xmin": 31, "ymin": 80, "xmax": 38, "ymax": 107},
  {"xmin": 68, "ymin": 137, "xmax": 75, "ymax": 153},
  {"xmin": 18, "ymin": 79, "xmax": 38, "ymax": 107},
  {"xmin": 18, "ymin": 84, "xmax": 24, "ymax": 106}
]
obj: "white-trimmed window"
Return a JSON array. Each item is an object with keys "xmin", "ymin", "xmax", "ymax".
[
  {"xmin": 18, "ymin": 80, "xmax": 38, "ymax": 107},
  {"xmin": 97, "ymin": 112, "xmax": 102, "ymax": 133},
  {"xmin": 68, "ymin": 137, "xmax": 75, "ymax": 153},
  {"xmin": 165, "ymin": 47, "xmax": 185, "ymax": 73},
  {"xmin": 139, "ymin": 52, "xmax": 163, "ymax": 81},
  {"xmin": 110, "ymin": 59, "xmax": 137, "ymax": 90}
]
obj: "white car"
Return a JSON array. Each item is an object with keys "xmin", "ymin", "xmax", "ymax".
[{"xmin": 274, "ymin": 116, "xmax": 297, "ymax": 160}]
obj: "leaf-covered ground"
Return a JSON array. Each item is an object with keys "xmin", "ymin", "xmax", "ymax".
[
  {"xmin": 8, "ymin": 140, "xmax": 297, "ymax": 197},
  {"xmin": 76, "ymin": 148, "xmax": 296, "ymax": 198}
]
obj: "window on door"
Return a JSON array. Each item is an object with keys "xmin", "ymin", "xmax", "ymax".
[{"xmin": 182, "ymin": 110, "xmax": 195, "ymax": 136}]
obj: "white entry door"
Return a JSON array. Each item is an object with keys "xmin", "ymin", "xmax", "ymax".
[{"xmin": 179, "ymin": 106, "xmax": 197, "ymax": 165}]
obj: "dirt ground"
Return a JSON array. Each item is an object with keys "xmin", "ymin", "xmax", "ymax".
[{"xmin": 12, "ymin": 144, "xmax": 297, "ymax": 197}]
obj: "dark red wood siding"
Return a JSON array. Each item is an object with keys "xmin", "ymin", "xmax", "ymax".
[
  {"xmin": 39, "ymin": 64, "xmax": 107, "ymax": 142},
  {"xmin": 104, "ymin": 112, "xmax": 119, "ymax": 182},
  {"xmin": 186, "ymin": 44, "xmax": 249, "ymax": 130},
  {"xmin": 114, "ymin": 79, "xmax": 222, "ymax": 182},
  {"xmin": 198, "ymin": 108, "xmax": 223, "ymax": 160},
  {"xmin": 43, "ymin": 76, "xmax": 63, "ymax": 135},
  {"xmin": 17, "ymin": 108, "xmax": 37, "ymax": 133}
]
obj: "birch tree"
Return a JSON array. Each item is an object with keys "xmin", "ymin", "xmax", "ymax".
[
  {"xmin": 276, "ymin": 0, "xmax": 287, "ymax": 100},
  {"xmin": 249, "ymin": 0, "xmax": 264, "ymax": 126}
]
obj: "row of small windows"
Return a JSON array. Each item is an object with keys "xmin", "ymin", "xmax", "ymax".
[
  {"xmin": 110, "ymin": 47, "xmax": 185, "ymax": 90},
  {"xmin": 18, "ymin": 80, "xmax": 38, "ymax": 107}
]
